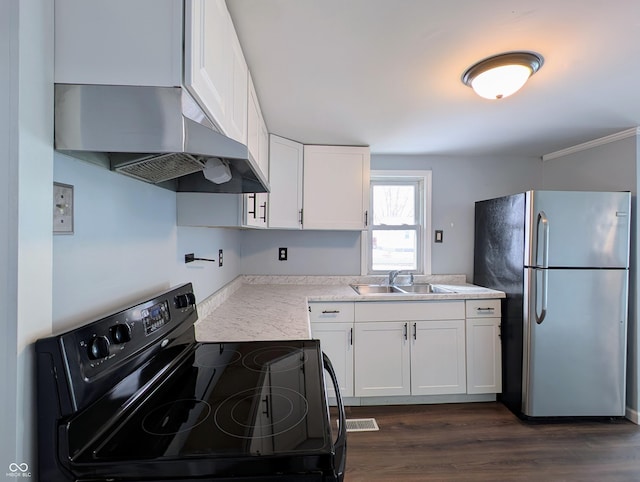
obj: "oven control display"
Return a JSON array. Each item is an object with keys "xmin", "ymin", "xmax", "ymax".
[{"xmin": 142, "ymin": 301, "xmax": 170, "ymax": 335}]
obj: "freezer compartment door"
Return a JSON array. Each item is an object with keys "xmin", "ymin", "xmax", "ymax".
[
  {"xmin": 525, "ymin": 190, "xmax": 630, "ymax": 268},
  {"xmin": 522, "ymin": 268, "xmax": 628, "ymax": 417}
]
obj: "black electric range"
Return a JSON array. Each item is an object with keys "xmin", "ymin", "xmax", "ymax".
[{"xmin": 36, "ymin": 283, "xmax": 346, "ymax": 481}]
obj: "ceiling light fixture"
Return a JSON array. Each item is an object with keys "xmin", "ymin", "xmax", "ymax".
[{"xmin": 462, "ymin": 51, "xmax": 544, "ymax": 100}]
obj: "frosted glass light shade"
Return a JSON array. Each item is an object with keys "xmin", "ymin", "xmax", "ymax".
[
  {"xmin": 471, "ymin": 64, "xmax": 532, "ymax": 99},
  {"xmin": 462, "ymin": 52, "xmax": 543, "ymax": 100}
]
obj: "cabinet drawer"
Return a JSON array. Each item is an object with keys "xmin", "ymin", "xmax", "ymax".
[
  {"xmin": 355, "ymin": 301, "xmax": 465, "ymax": 322},
  {"xmin": 466, "ymin": 299, "xmax": 501, "ymax": 318},
  {"xmin": 308, "ymin": 302, "xmax": 354, "ymax": 322}
]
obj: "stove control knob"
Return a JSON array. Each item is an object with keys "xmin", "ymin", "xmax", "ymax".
[
  {"xmin": 88, "ymin": 336, "xmax": 110, "ymax": 360},
  {"xmin": 186, "ymin": 292, "xmax": 196, "ymax": 305},
  {"xmin": 175, "ymin": 293, "xmax": 196, "ymax": 309},
  {"xmin": 110, "ymin": 323, "xmax": 131, "ymax": 344}
]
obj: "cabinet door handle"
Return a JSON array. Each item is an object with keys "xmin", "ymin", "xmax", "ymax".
[
  {"xmin": 413, "ymin": 322, "xmax": 417, "ymax": 340},
  {"xmin": 322, "ymin": 310, "xmax": 340, "ymax": 314},
  {"xmin": 477, "ymin": 307, "xmax": 495, "ymax": 312},
  {"xmin": 248, "ymin": 193, "xmax": 257, "ymax": 218},
  {"xmin": 403, "ymin": 322, "xmax": 408, "ymax": 340},
  {"xmin": 260, "ymin": 201, "xmax": 267, "ymax": 222},
  {"xmin": 349, "ymin": 327, "xmax": 353, "ymax": 346},
  {"xmin": 299, "ymin": 209, "xmax": 303, "ymax": 225},
  {"xmin": 364, "ymin": 210, "xmax": 368, "ymax": 226}
]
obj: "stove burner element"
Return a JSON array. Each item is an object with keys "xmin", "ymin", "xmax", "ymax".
[
  {"xmin": 242, "ymin": 346, "xmax": 307, "ymax": 373},
  {"xmin": 194, "ymin": 344, "xmax": 242, "ymax": 368},
  {"xmin": 214, "ymin": 386, "xmax": 309, "ymax": 439},
  {"xmin": 142, "ymin": 399, "xmax": 211, "ymax": 435}
]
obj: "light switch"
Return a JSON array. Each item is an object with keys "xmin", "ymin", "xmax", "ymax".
[{"xmin": 53, "ymin": 182, "xmax": 74, "ymax": 234}]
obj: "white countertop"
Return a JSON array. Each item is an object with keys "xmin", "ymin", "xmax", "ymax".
[{"xmin": 195, "ymin": 275, "xmax": 504, "ymax": 343}]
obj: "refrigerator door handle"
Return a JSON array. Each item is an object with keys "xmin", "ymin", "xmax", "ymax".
[
  {"xmin": 535, "ymin": 269, "xmax": 548, "ymax": 324},
  {"xmin": 535, "ymin": 211, "xmax": 549, "ymax": 324},
  {"xmin": 536, "ymin": 211, "xmax": 549, "ymax": 268}
]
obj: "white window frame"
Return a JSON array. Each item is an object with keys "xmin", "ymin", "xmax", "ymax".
[{"xmin": 361, "ymin": 170, "xmax": 432, "ymax": 275}]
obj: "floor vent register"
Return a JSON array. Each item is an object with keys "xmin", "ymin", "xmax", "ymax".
[{"xmin": 344, "ymin": 418, "xmax": 379, "ymax": 432}]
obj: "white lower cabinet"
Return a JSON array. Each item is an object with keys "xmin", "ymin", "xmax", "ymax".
[
  {"xmin": 354, "ymin": 301, "xmax": 466, "ymax": 397},
  {"xmin": 411, "ymin": 319, "xmax": 466, "ymax": 395},
  {"xmin": 311, "ymin": 322, "xmax": 354, "ymax": 398},
  {"xmin": 354, "ymin": 320, "xmax": 466, "ymax": 397},
  {"xmin": 309, "ymin": 302, "xmax": 354, "ymax": 398},
  {"xmin": 311, "ymin": 298, "xmax": 502, "ymax": 403},
  {"xmin": 465, "ymin": 299, "xmax": 502, "ymax": 394},
  {"xmin": 354, "ymin": 322, "xmax": 410, "ymax": 396}
]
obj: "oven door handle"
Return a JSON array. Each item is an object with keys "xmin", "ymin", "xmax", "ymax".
[{"xmin": 323, "ymin": 352, "xmax": 347, "ymax": 480}]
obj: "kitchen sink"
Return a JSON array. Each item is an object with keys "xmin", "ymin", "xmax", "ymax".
[
  {"xmin": 394, "ymin": 283, "xmax": 455, "ymax": 294},
  {"xmin": 350, "ymin": 283, "xmax": 456, "ymax": 295},
  {"xmin": 350, "ymin": 284, "xmax": 403, "ymax": 294}
]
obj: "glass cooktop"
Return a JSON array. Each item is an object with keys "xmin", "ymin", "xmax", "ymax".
[{"xmin": 81, "ymin": 340, "xmax": 332, "ymax": 461}]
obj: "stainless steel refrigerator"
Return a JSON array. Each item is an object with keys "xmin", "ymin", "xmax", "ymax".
[{"xmin": 474, "ymin": 190, "xmax": 630, "ymax": 418}]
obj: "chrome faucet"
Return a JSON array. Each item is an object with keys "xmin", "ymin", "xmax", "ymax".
[{"xmin": 388, "ymin": 270, "xmax": 414, "ymax": 286}]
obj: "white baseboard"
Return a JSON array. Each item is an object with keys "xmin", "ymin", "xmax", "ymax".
[
  {"xmin": 328, "ymin": 393, "xmax": 496, "ymax": 407},
  {"xmin": 626, "ymin": 406, "xmax": 639, "ymax": 424}
]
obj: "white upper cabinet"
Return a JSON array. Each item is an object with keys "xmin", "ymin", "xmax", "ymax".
[
  {"xmin": 243, "ymin": 74, "xmax": 270, "ymax": 228},
  {"xmin": 184, "ymin": 0, "xmax": 228, "ymax": 132},
  {"xmin": 302, "ymin": 145, "xmax": 370, "ymax": 230},
  {"xmin": 243, "ymin": 193, "xmax": 269, "ymax": 228},
  {"xmin": 185, "ymin": 0, "xmax": 248, "ymax": 144},
  {"xmin": 268, "ymin": 135, "xmax": 304, "ymax": 229},
  {"xmin": 247, "ymin": 74, "xmax": 269, "ymax": 178},
  {"xmin": 228, "ymin": 21, "xmax": 249, "ymax": 144}
]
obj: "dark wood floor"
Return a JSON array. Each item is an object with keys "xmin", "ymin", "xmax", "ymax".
[{"xmin": 339, "ymin": 402, "xmax": 640, "ymax": 481}]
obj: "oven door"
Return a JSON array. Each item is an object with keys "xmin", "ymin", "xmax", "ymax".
[{"xmin": 323, "ymin": 352, "xmax": 347, "ymax": 482}]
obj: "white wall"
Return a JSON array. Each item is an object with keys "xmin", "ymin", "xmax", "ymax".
[
  {"xmin": 541, "ymin": 136, "xmax": 637, "ymax": 191},
  {"xmin": 240, "ymin": 230, "xmax": 361, "ymax": 275},
  {"xmin": 243, "ymin": 154, "xmax": 542, "ymax": 279},
  {"xmin": 53, "ymin": 154, "xmax": 178, "ymax": 330},
  {"xmin": 53, "ymin": 154, "xmax": 245, "ymax": 330},
  {"xmin": 541, "ymin": 134, "xmax": 639, "ymax": 421},
  {"xmin": 177, "ymin": 226, "xmax": 243, "ymax": 303},
  {"xmin": 0, "ymin": 0, "xmax": 20, "ymax": 471},
  {"xmin": 1, "ymin": 0, "xmax": 54, "ymax": 475}
]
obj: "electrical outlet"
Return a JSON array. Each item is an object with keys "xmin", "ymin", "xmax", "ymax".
[
  {"xmin": 219, "ymin": 249, "xmax": 223, "ymax": 267},
  {"xmin": 53, "ymin": 182, "xmax": 74, "ymax": 234},
  {"xmin": 279, "ymin": 247, "xmax": 288, "ymax": 261},
  {"xmin": 435, "ymin": 230, "xmax": 443, "ymax": 243}
]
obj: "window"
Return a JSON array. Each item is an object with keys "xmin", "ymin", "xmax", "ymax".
[{"xmin": 364, "ymin": 171, "xmax": 431, "ymax": 275}]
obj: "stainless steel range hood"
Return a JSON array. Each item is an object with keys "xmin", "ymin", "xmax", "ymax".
[{"xmin": 54, "ymin": 84, "xmax": 269, "ymax": 193}]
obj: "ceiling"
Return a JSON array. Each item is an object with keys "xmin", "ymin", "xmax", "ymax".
[{"xmin": 226, "ymin": 0, "xmax": 640, "ymax": 159}]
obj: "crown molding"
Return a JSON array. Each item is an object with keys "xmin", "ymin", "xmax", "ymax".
[{"xmin": 542, "ymin": 127, "xmax": 640, "ymax": 162}]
